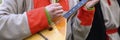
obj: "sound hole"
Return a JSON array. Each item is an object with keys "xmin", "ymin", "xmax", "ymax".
[{"xmin": 48, "ymin": 27, "xmax": 53, "ymax": 31}]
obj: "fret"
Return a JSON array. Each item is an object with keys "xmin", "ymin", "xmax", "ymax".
[{"xmin": 63, "ymin": 0, "xmax": 88, "ymax": 19}]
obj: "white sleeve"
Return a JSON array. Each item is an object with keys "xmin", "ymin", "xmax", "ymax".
[
  {"xmin": 0, "ymin": 0, "xmax": 31, "ymax": 40},
  {"xmin": 66, "ymin": 16, "xmax": 92, "ymax": 40}
]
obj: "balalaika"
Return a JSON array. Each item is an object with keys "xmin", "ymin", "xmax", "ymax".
[{"xmin": 24, "ymin": 0, "xmax": 88, "ymax": 40}]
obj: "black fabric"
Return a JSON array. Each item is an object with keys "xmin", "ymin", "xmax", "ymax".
[
  {"xmin": 118, "ymin": 16, "xmax": 120, "ymax": 35},
  {"xmin": 117, "ymin": 0, "xmax": 120, "ymax": 6},
  {"xmin": 117, "ymin": 0, "xmax": 120, "ymax": 36},
  {"xmin": 86, "ymin": 2, "xmax": 107, "ymax": 40}
]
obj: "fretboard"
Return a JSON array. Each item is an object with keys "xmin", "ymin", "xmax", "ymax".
[{"xmin": 63, "ymin": 0, "xmax": 88, "ymax": 18}]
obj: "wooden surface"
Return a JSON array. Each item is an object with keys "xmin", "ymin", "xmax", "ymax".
[{"xmin": 25, "ymin": 16, "xmax": 67, "ymax": 40}]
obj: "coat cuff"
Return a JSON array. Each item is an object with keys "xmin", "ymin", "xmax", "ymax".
[
  {"xmin": 106, "ymin": 28, "xmax": 118, "ymax": 34},
  {"xmin": 27, "ymin": 7, "xmax": 49, "ymax": 34},
  {"xmin": 77, "ymin": 6, "xmax": 95, "ymax": 26}
]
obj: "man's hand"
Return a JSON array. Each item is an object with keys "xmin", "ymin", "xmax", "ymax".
[
  {"xmin": 85, "ymin": 0, "xmax": 99, "ymax": 8},
  {"xmin": 45, "ymin": 3, "xmax": 64, "ymax": 19}
]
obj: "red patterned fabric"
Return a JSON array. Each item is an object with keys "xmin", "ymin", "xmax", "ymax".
[
  {"xmin": 106, "ymin": 28, "xmax": 118, "ymax": 34},
  {"xmin": 107, "ymin": 0, "xmax": 111, "ymax": 6},
  {"xmin": 27, "ymin": 7, "xmax": 49, "ymax": 34},
  {"xmin": 77, "ymin": 7, "xmax": 95, "ymax": 26}
]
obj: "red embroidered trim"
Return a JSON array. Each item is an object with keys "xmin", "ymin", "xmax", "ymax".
[
  {"xmin": 107, "ymin": 0, "xmax": 111, "ymax": 6},
  {"xmin": 106, "ymin": 28, "xmax": 118, "ymax": 34}
]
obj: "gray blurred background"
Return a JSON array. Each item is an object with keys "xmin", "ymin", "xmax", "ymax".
[{"xmin": 0, "ymin": 0, "xmax": 2, "ymax": 4}]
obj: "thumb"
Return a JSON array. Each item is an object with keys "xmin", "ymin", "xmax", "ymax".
[{"xmin": 85, "ymin": 0, "xmax": 99, "ymax": 8}]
